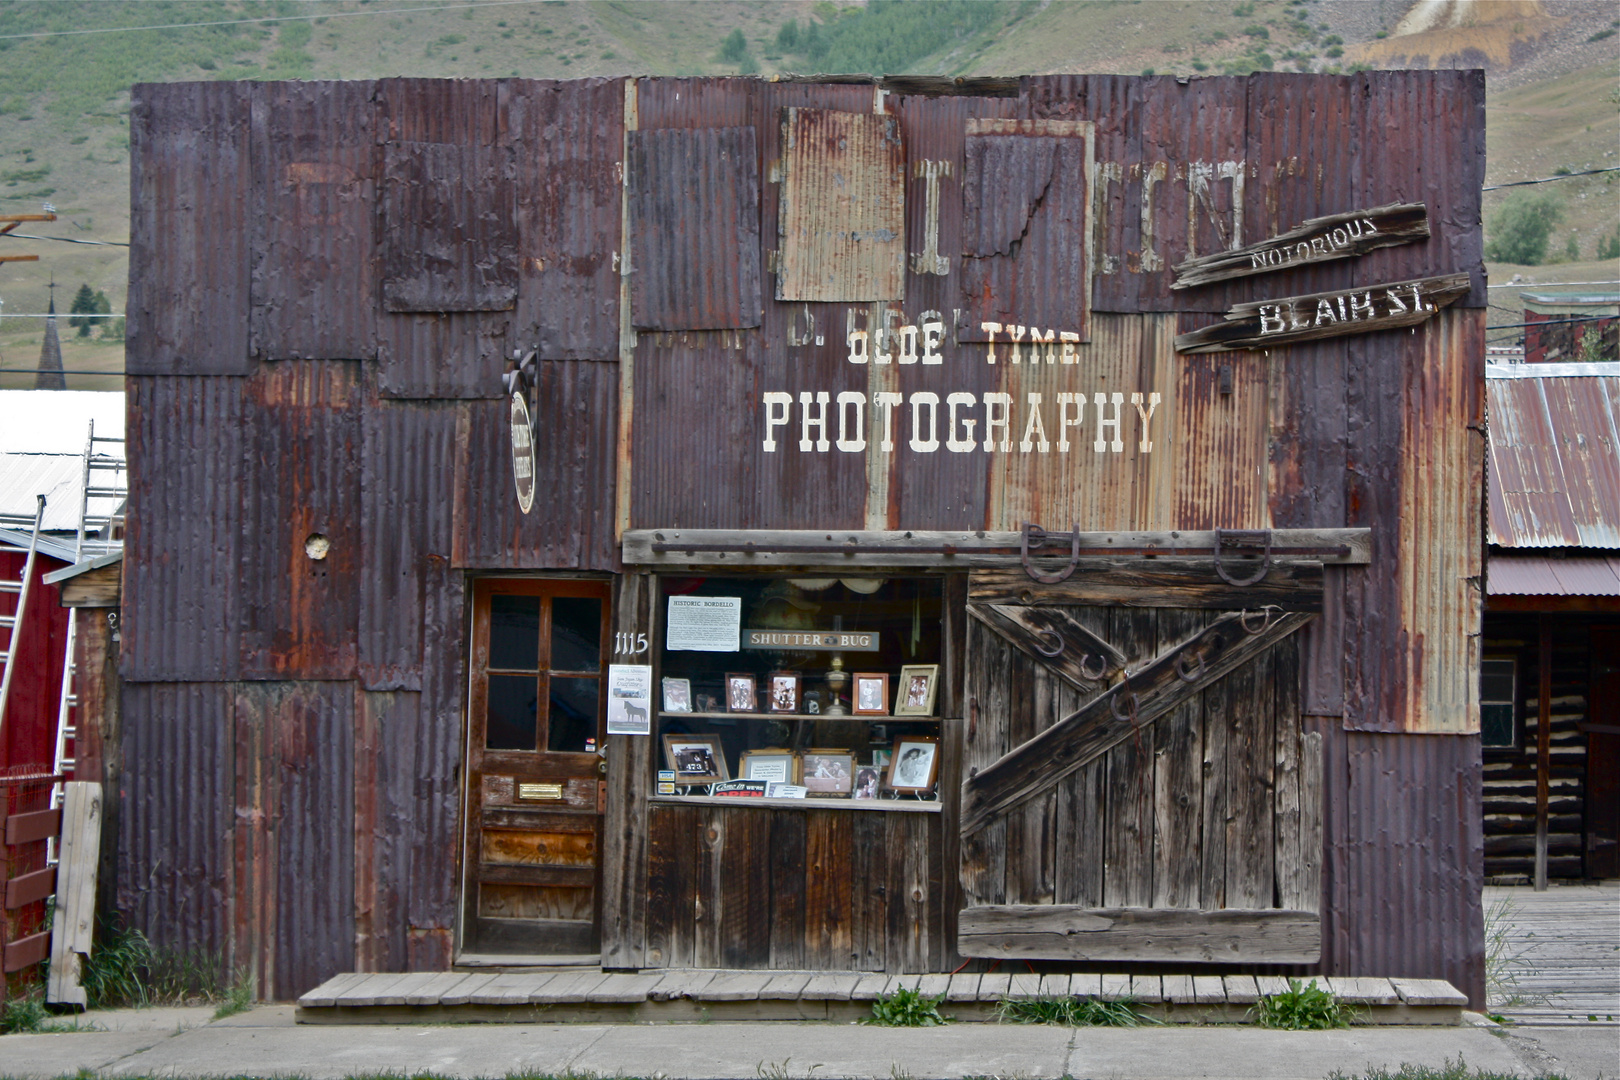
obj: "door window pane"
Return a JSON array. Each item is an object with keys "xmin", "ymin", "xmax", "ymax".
[
  {"xmin": 490, "ymin": 596, "xmax": 541, "ymax": 671},
  {"xmin": 487, "ymin": 673, "xmax": 539, "ymax": 750},
  {"xmin": 551, "ymin": 597, "xmax": 602, "ymax": 673},
  {"xmin": 548, "ymin": 676, "xmax": 600, "ymax": 752},
  {"xmin": 1480, "ymin": 657, "xmax": 1517, "ymax": 748}
]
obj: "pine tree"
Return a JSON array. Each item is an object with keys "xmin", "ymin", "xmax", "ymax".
[{"xmin": 68, "ymin": 282, "xmax": 98, "ymax": 337}]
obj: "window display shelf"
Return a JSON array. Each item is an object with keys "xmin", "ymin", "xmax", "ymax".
[{"xmin": 649, "ymin": 794, "xmax": 942, "ymax": 813}]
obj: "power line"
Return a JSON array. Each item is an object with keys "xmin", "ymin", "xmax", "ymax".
[
  {"xmin": 1487, "ymin": 280, "xmax": 1620, "ymax": 289},
  {"xmin": 1485, "ymin": 315, "xmax": 1615, "ymax": 331},
  {"xmin": 0, "ymin": 233, "xmax": 128, "ymax": 248},
  {"xmin": 0, "ymin": 0, "xmax": 544, "ymax": 40},
  {"xmin": 1483, "ymin": 167, "xmax": 1620, "ymax": 191},
  {"xmin": 0, "ymin": 369, "xmax": 123, "ymax": 375},
  {"xmin": 0, "ymin": 314, "xmax": 122, "ymax": 319}
]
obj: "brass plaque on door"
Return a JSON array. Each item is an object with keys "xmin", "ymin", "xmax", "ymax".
[{"xmin": 518, "ymin": 782, "xmax": 564, "ymax": 801}]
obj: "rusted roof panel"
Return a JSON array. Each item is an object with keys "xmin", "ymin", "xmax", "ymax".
[
  {"xmin": 1488, "ymin": 554, "xmax": 1620, "ymax": 596},
  {"xmin": 122, "ymin": 377, "xmax": 244, "ymax": 682},
  {"xmin": 457, "ymin": 359, "xmax": 620, "ymax": 569},
  {"xmin": 358, "ymin": 400, "xmax": 458, "ymax": 691},
  {"xmin": 239, "ymin": 362, "xmax": 362, "ymax": 680},
  {"xmin": 381, "ymin": 141, "xmax": 518, "ymax": 313},
  {"xmin": 959, "ymin": 119, "xmax": 1092, "ymax": 343},
  {"xmin": 507, "ymin": 78, "xmax": 624, "ymax": 360},
  {"xmin": 127, "ymin": 82, "xmax": 254, "ymax": 376},
  {"xmin": 250, "ymin": 81, "xmax": 379, "ymax": 361},
  {"xmin": 1486, "ymin": 364, "xmax": 1620, "ymax": 549},
  {"xmin": 119, "ymin": 682, "xmax": 235, "ymax": 966},
  {"xmin": 776, "ymin": 108, "xmax": 905, "ymax": 303},
  {"xmin": 628, "ymin": 126, "xmax": 762, "ymax": 331},
  {"xmin": 377, "ymin": 312, "xmax": 510, "ymax": 400}
]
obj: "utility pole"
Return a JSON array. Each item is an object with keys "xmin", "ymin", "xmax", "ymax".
[{"xmin": 0, "ymin": 212, "xmax": 57, "ymax": 263}]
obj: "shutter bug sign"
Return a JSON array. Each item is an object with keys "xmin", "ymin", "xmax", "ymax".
[{"xmin": 509, "ymin": 390, "xmax": 535, "ymax": 514}]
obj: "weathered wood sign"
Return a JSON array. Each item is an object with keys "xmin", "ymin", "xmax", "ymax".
[
  {"xmin": 509, "ymin": 391, "xmax": 536, "ymax": 515},
  {"xmin": 1171, "ymin": 201, "xmax": 1429, "ymax": 290},
  {"xmin": 1173, "ymin": 273, "xmax": 1471, "ymax": 355}
]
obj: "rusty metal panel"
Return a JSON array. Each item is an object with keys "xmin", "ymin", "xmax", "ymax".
[
  {"xmin": 776, "ymin": 108, "xmax": 905, "ymax": 303},
  {"xmin": 507, "ymin": 78, "xmax": 624, "ymax": 360},
  {"xmin": 628, "ymin": 126, "xmax": 761, "ymax": 331},
  {"xmin": 377, "ymin": 77, "xmax": 499, "ymax": 145},
  {"xmin": 1243, "ymin": 74, "xmax": 1359, "ymax": 301},
  {"xmin": 127, "ymin": 82, "xmax": 253, "ymax": 376},
  {"xmin": 232, "ymin": 682, "xmax": 355, "ymax": 1000},
  {"xmin": 1352, "ymin": 69, "xmax": 1486, "ymax": 308},
  {"xmin": 1173, "ymin": 338, "xmax": 1273, "ymax": 531},
  {"xmin": 119, "ymin": 682, "xmax": 234, "ymax": 969},
  {"xmin": 1133, "ymin": 75, "xmax": 1248, "ymax": 312},
  {"xmin": 457, "ymin": 360, "xmax": 620, "ymax": 569},
  {"xmin": 381, "ymin": 141, "xmax": 517, "ymax": 313},
  {"xmin": 1321, "ymin": 727, "xmax": 1485, "ymax": 1007},
  {"xmin": 1528, "ymin": 373, "xmax": 1620, "ymax": 549},
  {"xmin": 377, "ymin": 312, "xmax": 510, "ymax": 400},
  {"xmin": 239, "ymin": 363, "xmax": 362, "ymax": 680},
  {"xmin": 1485, "ymin": 377, "xmax": 1576, "ymax": 547},
  {"xmin": 249, "ymin": 81, "xmax": 378, "ymax": 361},
  {"xmin": 638, "ymin": 76, "xmax": 760, "ymax": 130},
  {"xmin": 122, "ymin": 377, "xmax": 244, "ymax": 682},
  {"xmin": 959, "ymin": 119, "xmax": 1092, "ymax": 343},
  {"xmin": 1488, "ymin": 554, "xmax": 1620, "ymax": 596},
  {"xmin": 359, "ymin": 400, "xmax": 458, "ymax": 691}
]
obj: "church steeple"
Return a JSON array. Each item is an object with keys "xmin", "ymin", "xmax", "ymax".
[{"xmin": 36, "ymin": 280, "xmax": 64, "ymax": 390}]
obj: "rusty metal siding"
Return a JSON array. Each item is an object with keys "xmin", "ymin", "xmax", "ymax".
[
  {"xmin": 381, "ymin": 141, "xmax": 518, "ymax": 313},
  {"xmin": 231, "ymin": 681, "xmax": 355, "ymax": 1000},
  {"xmin": 127, "ymin": 82, "xmax": 254, "ymax": 376},
  {"xmin": 1321, "ymin": 727, "xmax": 1485, "ymax": 1006},
  {"xmin": 377, "ymin": 313, "xmax": 510, "ymax": 400},
  {"xmin": 250, "ymin": 81, "xmax": 379, "ymax": 361},
  {"xmin": 1352, "ymin": 69, "xmax": 1486, "ymax": 308},
  {"xmin": 1487, "ymin": 371, "xmax": 1620, "ymax": 550},
  {"xmin": 959, "ymin": 120, "xmax": 1092, "ymax": 343},
  {"xmin": 377, "ymin": 77, "xmax": 500, "ymax": 145},
  {"xmin": 119, "ymin": 682, "xmax": 235, "ymax": 967},
  {"xmin": 239, "ymin": 363, "xmax": 362, "ymax": 681},
  {"xmin": 122, "ymin": 377, "xmax": 244, "ymax": 682},
  {"xmin": 628, "ymin": 126, "xmax": 762, "ymax": 331},
  {"xmin": 507, "ymin": 78, "xmax": 624, "ymax": 360},
  {"xmin": 457, "ymin": 360, "xmax": 621, "ymax": 569},
  {"xmin": 776, "ymin": 108, "xmax": 906, "ymax": 303},
  {"xmin": 358, "ymin": 400, "xmax": 458, "ymax": 691}
]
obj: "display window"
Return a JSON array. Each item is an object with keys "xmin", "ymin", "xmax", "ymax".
[{"xmin": 653, "ymin": 575, "xmax": 945, "ymax": 804}]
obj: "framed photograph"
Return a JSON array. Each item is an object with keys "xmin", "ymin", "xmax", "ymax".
[
  {"xmin": 661, "ymin": 677, "xmax": 692, "ymax": 713},
  {"xmin": 800, "ymin": 750, "xmax": 855, "ymax": 798},
  {"xmin": 852, "ymin": 765, "xmax": 882, "ymax": 800},
  {"xmin": 894, "ymin": 664, "xmax": 940, "ymax": 716},
  {"xmin": 885, "ymin": 735, "xmax": 940, "ymax": 794},
  {"xmin": 852, "ymin": 672, "xmax": 889, "ymax": 716},
  {"xmin": 662, "ymin": 734, "xmax": 730, "ymax": 786},
  {"xmin": 740, "ymin": 749, "xmax": 799, "ymax": 784},
  {"xmin": 767, "ymin": 672, "xmax": 801, "ymax": 714},
  {"xmin": 870, "ymin": 749, "xmax": 891, "ymax": 770},
  {"xmin": 725, "ymin": 672, "xmax": 758, "ymax": 713}
]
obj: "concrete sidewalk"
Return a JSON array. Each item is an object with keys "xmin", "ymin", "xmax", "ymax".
[{"xmin": 1, "ymin": 1005, "xmax": 1614, "ymax": 1080}]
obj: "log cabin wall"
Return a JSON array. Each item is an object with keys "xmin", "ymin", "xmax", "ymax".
[{"xmin": 120, "ymin": 72, "xmax": 1487, "ymax": 1003}]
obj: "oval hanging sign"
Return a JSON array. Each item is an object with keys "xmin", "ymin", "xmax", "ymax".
[{"xmin": 509, "ymin": 390, "xmax": 536, "ymax": 515}]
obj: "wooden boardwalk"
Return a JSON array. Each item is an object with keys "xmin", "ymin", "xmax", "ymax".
[
  {"xmin": 297, "ymin": 969, "xmax": 1465, "ymax": 1025},
  {"xmin": 1485, "ymin": 882, "xmax": 1620, "ymax": 1027}
]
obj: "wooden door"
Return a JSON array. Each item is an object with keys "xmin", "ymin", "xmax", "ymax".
[
  {"xmin": 463, "ymin": 578, "xmax": 610, "ymax": 958},
  {"xmin": 1587, "ymin": 628, "xmax": 1620, "ymax": 880},
  {"xmin": 957, "ymin": 560, "xmax": 1325, "ymax": 963}
]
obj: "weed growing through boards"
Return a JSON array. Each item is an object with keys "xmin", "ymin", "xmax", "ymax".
[
  {"xmin": 995, "ymin": 994, "xmax": 1156, "ymax": 1027},
  {"xmin": 864, "ymin": 985, "xmax": 951, "ymax": 1026},
  {"xmin": 1252, "ymin": 978, "xmax": 1357, "ymax": 1029}
]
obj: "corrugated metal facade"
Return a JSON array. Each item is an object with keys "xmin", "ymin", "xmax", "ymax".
[{"xmin": 123, "ymin": 72, "xmax": 1486, "ymax": 1003}]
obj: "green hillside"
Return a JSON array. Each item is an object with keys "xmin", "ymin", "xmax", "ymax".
[{"xmin": 0, "ymin": 0, "xmax": 1614, "ymax": 388}]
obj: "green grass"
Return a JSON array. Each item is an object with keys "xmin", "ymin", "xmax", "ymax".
[
  {"xmin": 1328, "ymin": 1059, "xmax": 1571, "ymax": 1080},
  {"xmin": 995, "ymin": 993, "xmax": 1155, "ymax": 1026},
  {"xmin": 1251, "ymin": 977, "xmax": 1357, "ymax": 1029}
]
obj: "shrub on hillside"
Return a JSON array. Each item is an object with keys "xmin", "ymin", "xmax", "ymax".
[{"xmin": 1484, "ymin": 190, "xmax": 1564, "ymax": 265}]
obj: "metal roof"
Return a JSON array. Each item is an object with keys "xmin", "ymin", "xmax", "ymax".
[
  {"xmin": 1487, "ymin": 553, "xmax": 1620, "ymax": 596},
  {"xmin": 1486, "ymin": 363, "xmax": 1620, "ymax": 548}
]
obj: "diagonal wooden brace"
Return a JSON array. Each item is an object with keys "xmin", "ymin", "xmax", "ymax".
[
  {"xmin": 969, "ymin": 603, "xmax": 1128, "ymax": 688},
  {"xmin": 961, "ymin": 608, "xmax": 1314, "ymax": 836}
]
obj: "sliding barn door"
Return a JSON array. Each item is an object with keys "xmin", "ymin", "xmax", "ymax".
[{"xmin": 958, "ymin": 561, "xmax": 1324, "ymax": 964}]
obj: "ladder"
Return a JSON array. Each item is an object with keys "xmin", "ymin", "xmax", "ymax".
[
  {"xmin": 51, "ymin": 421, "xmax": 127, "ymax": 811},
  {"xmin": 0, "ymin": 494, "xmax": 47, "ymax": 743}
]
